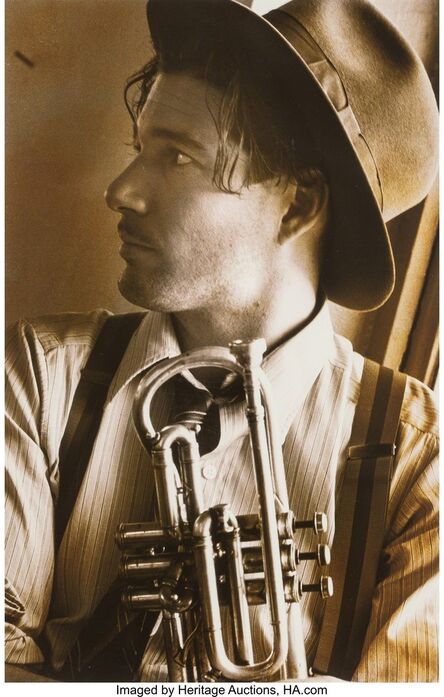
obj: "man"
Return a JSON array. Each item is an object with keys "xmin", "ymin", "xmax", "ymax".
[{"xmin": 5, "ymin": 0, "xmax": 438, "ymax": 683}]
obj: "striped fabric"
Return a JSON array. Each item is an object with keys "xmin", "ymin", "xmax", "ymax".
[
  {"xmin": 5, "ymin": 303, "xmax": 439, "ymax": 681},
  {"xmin": 314, "ymin": 360, "xmax": 407, "ymax": 679}
]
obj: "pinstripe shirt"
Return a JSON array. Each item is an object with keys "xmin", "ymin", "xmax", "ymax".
[{"xmin": 5, "ymin": 303, "xmax": 439, "ymax": 681}]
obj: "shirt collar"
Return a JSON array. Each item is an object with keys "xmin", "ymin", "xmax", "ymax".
[
  {"xmin": 260, "ymin": 299, "xmax": 335, "ymax": 440},
  {"xmin": 213, "ymin": 300, "xmax": 335, "ymax": 453},
  {"xmin": 107, "ymin": 299, "xmax": 335, "ymax": 441},
  {"xmin": 107, "ymin": 310, "xmax": 181, "ymax": 403}
]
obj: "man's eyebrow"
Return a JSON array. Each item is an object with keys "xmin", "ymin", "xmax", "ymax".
[{"xmin": 147, "ymin": 126, "xmax": 209, "ymax": 153}]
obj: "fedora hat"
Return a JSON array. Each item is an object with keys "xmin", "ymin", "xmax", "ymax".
[{"xmin": 146, "ymin": 0, "xmax": 438, "ymax": 311}]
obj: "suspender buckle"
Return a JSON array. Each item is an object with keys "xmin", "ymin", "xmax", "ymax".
[{"xmin": 348, "ymin": 442, "xmax": 396, "ymax": 461}]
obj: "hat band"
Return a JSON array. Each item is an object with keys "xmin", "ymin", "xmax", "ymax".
[{"xmin": 269, "ymin": 10, "xmax": 384, "ymax": 212}]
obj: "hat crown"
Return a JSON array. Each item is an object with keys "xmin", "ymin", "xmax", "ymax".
[{"xmin": 266, "ymin": 0, "xmax": 438, "ymax": 222}]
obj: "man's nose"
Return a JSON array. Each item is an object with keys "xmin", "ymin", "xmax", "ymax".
[{"xmin": 105, "ymin": 164, "xmax": 149, "ymax": 215}]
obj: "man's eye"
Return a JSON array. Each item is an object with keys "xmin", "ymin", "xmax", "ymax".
[{"xmin": 175, "ymin": 151, "xmax": 192, "ymax": 166}]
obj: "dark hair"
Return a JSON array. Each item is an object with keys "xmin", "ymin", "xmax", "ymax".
[{"xmin": 124, "ymin": 37, "xmax": 324, "ymax": 193}]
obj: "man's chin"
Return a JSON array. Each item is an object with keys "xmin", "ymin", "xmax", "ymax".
[
  {"xmin": 117, "ymin": 274, "xmax": 150, "ymax": 310},
  {"xmin": 117, "ymin": 273, "xmax": 176, "ymax": 313}
]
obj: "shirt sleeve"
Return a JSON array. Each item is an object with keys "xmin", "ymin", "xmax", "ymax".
[
  {"xmin": 353, "ymin": 379, "xmax": 439, "ymax": 682},
  {"xmin": 5, "ymin": 319, "xmax": 56, "ymax": 664},
  {"xmin": 4, "ymin": 311, "xmax": 108, "ymax": 666}
]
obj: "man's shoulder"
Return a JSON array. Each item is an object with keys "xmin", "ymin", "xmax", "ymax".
[
  {"xmin": 7, "ymin": 308, "xmax": 113, "ymax": 355},
  {"xmin": 401, "ymin": 373, "xmax": 439, "ymax": 439},
  {"xmin": 335, "ymin": 335, "xmax": 439, "ymax": 440}
]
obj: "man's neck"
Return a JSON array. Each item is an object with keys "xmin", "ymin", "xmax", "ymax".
[{"xmin": 171, "ymin": 282, "xmax": 318, "ymax": 354}]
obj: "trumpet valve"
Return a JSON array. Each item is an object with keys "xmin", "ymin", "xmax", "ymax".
[
  {"xmin": 301, "ymin": 575, "xmax": 334, "ymax": 599},
  {"xmin": 298, "ymin": 543, "xmax": 331, "ymax": 567},
  {"xmin": 115, "ymin": 521, "xmax": 177, "ymax": 551},
  {"xmin": 293, "ymin": 511, "xmax": 328, "ymax": 535}
]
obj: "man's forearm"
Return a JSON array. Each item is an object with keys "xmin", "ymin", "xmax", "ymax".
[{"xmin": 5, "ymin": 663, "xmax": 59, "ymax": 682}]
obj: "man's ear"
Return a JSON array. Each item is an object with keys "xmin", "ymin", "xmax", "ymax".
[{"xmin": 278, "ymin": 175, "xmax": 329, "ymax": 244}]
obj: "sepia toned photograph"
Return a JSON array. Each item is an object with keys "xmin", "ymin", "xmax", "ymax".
[{"xmin": 4, "ymin": 0, "xmax": 439, "ymax": 685}]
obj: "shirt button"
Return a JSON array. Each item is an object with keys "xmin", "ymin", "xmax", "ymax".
[{"xmin": 202, "ymin": 463, "xmax": 217, "ymax": 480}]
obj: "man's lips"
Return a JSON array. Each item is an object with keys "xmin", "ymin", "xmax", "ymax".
[{"xmin": 117, "ymin": 221, "xmax": 155, "ymax": 251}]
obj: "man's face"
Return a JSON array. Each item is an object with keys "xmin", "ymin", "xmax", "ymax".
[{"xmin": 106, "ymin": 72, "xmax": 293, "ymax": 314}]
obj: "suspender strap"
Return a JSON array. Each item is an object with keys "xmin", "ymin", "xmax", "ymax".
[
  {"xmin": 54, "ymin": 312, "xmax": 145, "ymax": 549},
  {"xmin": 313, "ymin": 358, "xmax": 407, "ymax": 680}
]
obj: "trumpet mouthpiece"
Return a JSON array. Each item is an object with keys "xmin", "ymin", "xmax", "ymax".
[{"xmin": 229, "ymin": 338, "xmax": 267, "ymax": 368}]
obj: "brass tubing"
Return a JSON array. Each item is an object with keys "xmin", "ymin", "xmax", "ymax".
[
  {"xmin": 152, "ymin": 424, "xmax": 199, "ymax": 529},
  {"xmin": 251, "ymin": 371, "xmax": 308, "ymax": 681},
  {"xmin": 286, "ymin": 603, "xmax": 308, "ymax": 677},
  {"xmin": 133, "ymin": 348, "xmax": 245, "ymax": 447},
  {"xmin": 132, "ymin": 356, "xmax": 236, "ymax": 683},
  {"xmin": 162, "ymin": 611, "xmax": 188, "ymax": 682},
  {"xmin": 120, "ymin": 553, "xmax": 177, "ymax": 579},
  {"xmin": 159, "ymin": 584, "xmax": 194, "ymax": 614},
  {"xmin": 121, "ymin": 588, "xmax": 162, "ymax": 611},
  {"xmin": 261, "ymin": 376, "xmax": 289, "ymax": 512},
  {"xmin": 182, "ymin": 611, "xmax": 198, "ymax": 682},
  {"xmin": 178, "ymin": 438, "xmax": 205, "ymax": 522},
  {"xmin": 187, "ymin": 607, "xmax": 209, "ymax": 682},
  {"xmin": 136, "ymin": 421, "xmax": 202, "ymax": 682},
  {"xmin": 240, "ymin": 362, "xmax": 289, "ymax": 675},
  {"xmin": 223, "ymin": 509, "xmax": 254, "ymax": 665},
  {"xmin": 115, "ymin": 522, "xmax": 174, "ymax": 551},
  {"xmin": 193, "ymin": 511, "xmax": 287, "ymax": 681}
]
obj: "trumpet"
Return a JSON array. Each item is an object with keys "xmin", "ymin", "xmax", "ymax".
[{"xmin": 116, "ymin": 339, "xmax": 332, "ymax": 681}]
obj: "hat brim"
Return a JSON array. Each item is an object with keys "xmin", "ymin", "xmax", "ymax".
[{"xmin": 146, "ymin": 0, "xmax": 395, "ymax": 311}]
